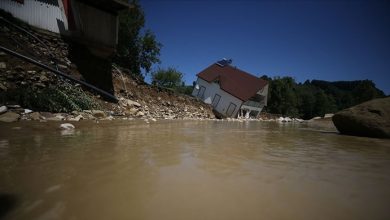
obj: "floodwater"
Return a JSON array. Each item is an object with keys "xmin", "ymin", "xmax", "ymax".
[{"xmin": 0, "ymin": 120, "xmax": 389, "ymax": 220}]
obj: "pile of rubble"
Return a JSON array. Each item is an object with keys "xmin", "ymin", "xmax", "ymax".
[{"xmin": 0, "ymin": 16, "xmax": 214, "ymax": 122}]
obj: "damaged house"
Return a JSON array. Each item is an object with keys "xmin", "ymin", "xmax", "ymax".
[
  {"xmin": 0, "ymin": 0, "xmax": 131, "ymax": 56},
  {"xmin": 192, "ymin": 59, "xmax": 268, "ymax": 118}
]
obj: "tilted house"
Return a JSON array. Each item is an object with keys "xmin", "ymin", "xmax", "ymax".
[
  {"xmin": 192, "ymin": 59, "xmax": 268, "ymax": 118},
  {"xmin": 0, "ymin": 0, "xmax": 131, "ymax": 56}
]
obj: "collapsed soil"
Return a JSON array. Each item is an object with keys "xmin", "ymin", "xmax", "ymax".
[{"xmin": 0, "ymin": 16, "xmax": 214, "ymax": 120}]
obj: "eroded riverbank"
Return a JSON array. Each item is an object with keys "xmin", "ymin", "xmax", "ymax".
[{"xmin": 0, "ymin": 120, "xmax": 389, "ymax": 220}]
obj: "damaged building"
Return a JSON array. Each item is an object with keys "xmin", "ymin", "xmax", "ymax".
[{"xmin": 192, "ymin": 59, "xmax": 269, "ymax": 118}]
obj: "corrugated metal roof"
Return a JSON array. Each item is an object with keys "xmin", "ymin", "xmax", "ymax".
[{"xmin": 197, "ymin": 63, "xmax": 268, "ymax": 101}]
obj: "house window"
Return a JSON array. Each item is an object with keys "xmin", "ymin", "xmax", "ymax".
[
  {"xmin": 211, "ymin": 94, "xmax": 221, "ymax": 108},
  {"xmin": 226, "ymin": 102, "xmax": 237, "ymax": 117},
  {"xmin": 197, "ymin": 86, "xmax": 206, "ymax": 99}
]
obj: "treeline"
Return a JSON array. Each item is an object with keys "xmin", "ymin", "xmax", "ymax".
[{"xmin": 260, "ymin": 76, "xmax": 386, "ymax": 119}]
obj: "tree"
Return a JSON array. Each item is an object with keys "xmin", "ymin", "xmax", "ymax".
[
  {"xmin": 267, "ymin": 77, "xmax": 299, "ymax": 117},
  {"xmin": 115, "ymin": 0, "xmax": 162, "ymax": 78},
  {"xmin": 151, "ymin": 67, "xmax": 183, "ymax": 89}
]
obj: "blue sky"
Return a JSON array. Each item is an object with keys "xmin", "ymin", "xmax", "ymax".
[{"xmin": 140, "ymin": 0, "xmax": 390, "ymax": 94}]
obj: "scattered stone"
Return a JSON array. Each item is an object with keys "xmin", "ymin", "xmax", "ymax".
[
  {"xmin": 0, "ymin": 106, "xmax": 7, "ymax": 114},
  {"xmin": 92, "ymin": 110, "xmax": 106, "ymax": 118},
  {"xmin": 125, "ymin": 108, "xmax": 138, "ymax": 116},
  {"xmin": 47, "ymin": 114, "xmax": 65, "ymax": 121},
  {"xmin": 0, "ymin": 112, "xmax": 20, "ymax": 122},
  {"xmin": 0, "ymin": 83, "xmax": 7, "ymax": 91},
  {"xmin": 34, "ymin": 82, "xmax": 46, "ymax": 88},
  {"xmin": 39, "ymin": 75, "xmax": 49, "ymax": 82},
  {"xmin": 40, "ymin": 112, "xmax": 53, "ymax": 118},
  {"xmin": 150, "ymin": 118, "xmax": 157, "ymax": 122},
  {"xmin": 59, "ymin": 123, "xmax": 75, "ymax": 130},
  {"xmin": 0, "ymin": 62, "xmax": 6, "ymax": 69},
  {"xmin": 136, "ymin": 111, "xmax": 145, "ymax": 117},
  {"xmin": 68, "ymin": 114, "xmax": 83, "ymax": 121},
  {"xmin": 126, "ymin": 99, "xmax": 141, "ymax": 108},
  {"xmin": 277, "ymin": 117, "xmax": 292, "ymax": 122},
  {"xmin": 57, "ymin": 64, "xmax": 68, "ymax": 69},
  {"xmin": 102, "ymin": 115, "xmax": 114, "ymax": 120},
  {"xmin": 29, "ymin": 112, "xmax": 41, "ymax": 120},
  {"xmin": 310, "ymin": 116, "xmax": 322, "ymax": 121},
  {"xmin": 24, "ymin": 109, "xmax": 33, "ymax": 114},
  {"xmin": 324, "ymin": 113, "xmax": 334, "ymax": 118},
  {"xmin": 7, "ymin": 105, "xmax": 21, "ymax": 109}
]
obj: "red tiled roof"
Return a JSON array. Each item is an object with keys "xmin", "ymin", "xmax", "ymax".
[{"xmin": 197, "ymin": 63, "xmax": 268, "ymax": 101}]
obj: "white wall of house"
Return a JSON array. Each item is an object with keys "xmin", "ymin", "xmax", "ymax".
[
  {"xmin": 257, "ymin": 84, "xmax": 269, "ymax": 106},
  {"xmin": 192, "ymin": 78, "xmax": 243, "ymax": 117},
  {"xmin": 0, "ymin": 0, "xmax": 68, "ymax": 33}
]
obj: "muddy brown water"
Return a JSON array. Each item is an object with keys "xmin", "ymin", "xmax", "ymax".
[{"xmin": 0, "ymin": 120, "xmax": 389, "ymax": 220}]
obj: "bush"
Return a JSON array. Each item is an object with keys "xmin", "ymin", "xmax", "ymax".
[{"xmin": 1, "ymin": 83, "xmax": 100, "ymax": 112}]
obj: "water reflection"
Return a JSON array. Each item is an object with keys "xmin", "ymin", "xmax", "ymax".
[{"xmin": 0, "ymin": 120, "xmax": 389, "ymax": 220}]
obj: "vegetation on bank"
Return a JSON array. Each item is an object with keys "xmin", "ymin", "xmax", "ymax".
[
  {"xmin": 1, "ymin": 84, "xmax": 100, "ymax": 113},
  {"xmin": 261, "ymin": 76, "xmax": 386, "ymax": 119},
  {"xmin": 116, "ymin": 0, "xmax": 162, "ymax": 79},
  {"xmin": 150, "ymin": 67, "xmax": 193, "ymax": 95}
]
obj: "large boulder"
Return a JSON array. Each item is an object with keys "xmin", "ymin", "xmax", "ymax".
[
  {"xmin": 332, "ymin": 97, "xmax": 390, "ymax": 138},
  {"xmin": 0, "ymin": 112, "xmax": 20, "ymax": 122}
]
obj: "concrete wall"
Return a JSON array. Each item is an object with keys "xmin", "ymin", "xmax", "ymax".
[
  {"xmin": 192, "ymin": 78, "xmax": 243, "ymax": 118},
  {"xmin": 0, "ymin": 0, "xmax": 68, "ymax": 33}
]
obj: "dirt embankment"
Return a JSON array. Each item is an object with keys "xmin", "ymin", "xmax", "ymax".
[{"xmin": 0, "ymin": 15, "xmax": 214, "ymax": 122}]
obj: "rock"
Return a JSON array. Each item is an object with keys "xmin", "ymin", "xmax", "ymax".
[
  {"xmin": 24, "ymin": 109, "xmax": 33, "ymax": 114},
  {"xmin": 7, "ymin": 105, "xmax": 21, "ymax": 109},
  {"xmin": 57, "ymin": 64, "xmax": 68, "ymax": 69},
  {"xmin": 293, "ymin": 118, "xmax": 304, "ymax": 123},
  {"xmin": 40, "ymin": 112, "xmax": 53, "ymax": 119},
  {"xmin": 277, "ymin": 117, "xmax": 292, "ymax": 122},
  {"xmin": 324, "ymin": 113, "xmax": 334, "ymax": 118},
  {"xmin": 0, "ymin": 83, "xmax": 7, "ymax": 91},
  {"xmin": 102, "ymin": 116, "xmax": 114, "ymax": 120},
  {"xmin": 59, "ymin": 123, "xmax": 75, "ymax": 130},
  {"xmin": 29, "ymin": 112, "xmax": 41, "ymax": 120},
  {"xmin": 34, "ymin": 82, "xmax": 46, "ymax": 88},
  {"xmin": 92, "ymin": 110, "xmax": 106, "ymax": 118},
  {"xmin": 310, "ymin": 116, "xmax": 322, "ymax": 121},
  {"xmin": 0, "ymin": 106, "xmax": 7, "ymax": 114},
  {"xmin": 68, "ymin": 114, "xmax": 83, "ymax": 121},
  {"xmin": 0, "ymin": 62, "xmax": 6, "ymax": 69},
  {"xmin": 126, "ymin": 99, "xmax": 141, "ymax": 108},
  {"xmin": 0, "ymin": 112, "xmax": 20, "ymax": 122},
  {"xmin": 332, "ymin": 97, "xmax": 390, "ymax": 138},
  {"xmin": 125, "ymin": 108, "xmax": 138, "ymax": 116},
  {"xmin": 39, "ymin": 75, "xmax": 49, "ymax": 82},
  {"xmin": 136, "ymin": 111, "xmax": 145, "ymax": 117}
]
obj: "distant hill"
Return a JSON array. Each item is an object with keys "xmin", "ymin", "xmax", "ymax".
[{"xmin": 260, "ymin": 76, "xmax": 386, "ymax": 119}]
